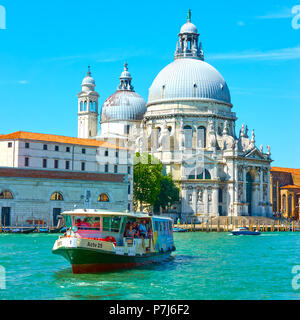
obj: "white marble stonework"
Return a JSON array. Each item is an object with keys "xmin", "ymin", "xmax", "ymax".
[{"xmin": 110, "ymin": 14, "xmax": 272, "ymax": 221}]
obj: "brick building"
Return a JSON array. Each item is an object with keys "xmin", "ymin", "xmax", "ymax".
[{"xmin": 270, "ymin": 167, "xmax": 300, "ymax": 219}]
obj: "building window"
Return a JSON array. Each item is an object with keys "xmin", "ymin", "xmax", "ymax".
[
  {"xmin": 116, "ymin": 151, "xmax": 119, "ymax": 158},
  {"xmin": 197, "ymin": 126, "xmax": 206, "ymax": 148},
  {"xmin": 125, "ymin": 125, "xmax": 130, "ymax": 135},
  {"xmin": 43, "ymin": 144, "xmax": 48, "ymax": 150},
  {"xmin": 8, "ymin": 142, "xmax": 12, "ymax": 148},
  {"xmin": 218, "ymin": 188, "xmax": 223, "ymax": 203},
  {"xmin": 184, "ymin": 125, "xmax": 193, "ymax": 148},
  {"xmin": 66, "ymin": 147, "xmax": 70, "ymax": 152},
  {"xmin": 65, "ymin": 161, "xmax": 70, "ymax": 170},
  {"xmin": 128, "ymin": 184, "xmax": 131, "ymax": 194},
  {"xmin": 128, "ymin": 166, "xmax": 131, "ymax": 174},
  {"xmin": 81, "ymin": 162, "xmax": 86, "ymax": 171},
  {"xmin": 54, "ymin": 160, "xmax": 59, "ymax": 169},
  {"xmin": 82, "ymin": 148, "xmax": 86, "ymax": 154},
  {"xmin": 98, "ymin": 193, "xmax": 110, "ymax": 202},
  {"xmin": 25, "ymin": 157, "xmax": 29, "ymax": 167},
  {"xmin": 50, "ymin": 192, "xmax": 64, "ymax": 201},
  {"xmin": 282, "ymin": 195, "xmax": 286, "ymax": 212},
  {"xmin": 25, "ymin": 142, "xmax": 30, "ymax": 149},
  {"xmin": 105, "ymin": 164, "xmax": 109, "ymax": 173},
  {"xmin": 128, "ymin": 203, "xmax": 131, "ymax": 211},
  {"xmin": 55, "ymin": 146, "xmax": 59, "ymax": 152},
  {"xmin": 0, "ymin": 190, "xmax": 13, "ymax": 199},
  {"xmin": 114, "ymin": 165, "xmax": 118, "ymax": 173},
  {"xmin": 43, "ymin": 159, "xmax": 47, "ymax": 168},
  {"xmin": 105, "ymin": 150, "xmax": 109, "ymax": 157}
]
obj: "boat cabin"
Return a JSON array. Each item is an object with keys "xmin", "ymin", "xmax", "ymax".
[{"xmin": 62, "ymin": 209, "xmax": 174, "ymax": 253}]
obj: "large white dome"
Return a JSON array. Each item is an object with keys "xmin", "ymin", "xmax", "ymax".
[{"xmin": 148, "ymin": 58, "xmax": 231, "ymax": 105}]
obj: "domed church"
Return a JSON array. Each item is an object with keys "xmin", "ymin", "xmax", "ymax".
[{"xmin": 78, "ymin": 11, "xmax": 273, "ymax": 221}]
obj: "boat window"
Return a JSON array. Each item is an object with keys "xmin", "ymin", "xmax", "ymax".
[
  {"xmin": 102, "ymin": 216, "xmax": 121, "ymax": 232},
  {"xmin": 73, "ymin": 216, "xmax": 101, "ymax": 230},
  {"xmin": 154, "ymin": 221, "xmax": 159, "ymax": 232},
  {"xmin": 65, "ymin": 215, "xmax": 72, "ymax": 229},
  {"xmin": 160, "ymin": 222, "xmax": 163, "ymax": 232},
  {"xmin": 111, "ymin": 216, "xmax": 121, "ymax": 233}
]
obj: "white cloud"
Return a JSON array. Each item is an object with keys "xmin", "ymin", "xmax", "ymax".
[
  {"xmin": 237, "ymin": 21, "xmax": 245, "ymax": 27},
  {"xmin": 18, "ymin": 80, "xmax": 29, "ymax": 85},
  {"xmin": 255, "ymin": 7, "xmax": 293, "ymax": 19},
  {"xmin": 207, "ymin": 46, "xmax": 300, "ymax": 61}
]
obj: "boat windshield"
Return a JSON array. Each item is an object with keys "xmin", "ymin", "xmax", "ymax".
[{"xmin": 73, "ymin": 216, "xmax": 101, "ymax": 230}]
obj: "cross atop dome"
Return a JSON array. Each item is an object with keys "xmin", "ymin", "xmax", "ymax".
[
  {"xmin": 175, "ymin": 10, "xmax": 204, "ymax": 61},
  {"xmin": 87, "ymin": 66, "xmax": 92, "ymax": 77},
  {"xmin": 187, "ymin": 9, "xmax": 191, "ymax": 22},
  {"xmin": 81, "ymin": 66, "xmax": 96, "ymax": 88}
]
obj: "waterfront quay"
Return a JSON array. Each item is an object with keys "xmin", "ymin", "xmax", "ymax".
[{"xmin": 175, "ymin": 216, "xmax": 300, "ymax": 232}]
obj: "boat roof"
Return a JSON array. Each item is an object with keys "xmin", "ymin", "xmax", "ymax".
[{"xmin": 61, "ymin": 209, "xmax": 173, "ymax": 221}]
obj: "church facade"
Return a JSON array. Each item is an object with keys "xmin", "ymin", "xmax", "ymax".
[{"xmin": 93, "ymin": 12, "xmax": 273, "ymax": 221}]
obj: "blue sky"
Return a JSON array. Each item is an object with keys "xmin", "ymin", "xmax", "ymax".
[{"xmin": 0, "ymin": 0, "xmax": 299, "ymax": 168}]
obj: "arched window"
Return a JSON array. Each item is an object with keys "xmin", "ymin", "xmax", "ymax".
[
  {"xmin": 0, "ymin": 190, "xmax": 13, "ymax": 199},
  {"xmin": 282, "ymin": 195, "xmax": 286, "ymax": 212},
  {"xmin": 93, "ymin": 101, "xmax": 96, "ymax": 112},
  {"xmin": 288, "ymin": 195, "xmax": 293, "ymax": 215},
  {"xmin": 80, "ymin": 101, "xmax": 83, "ymax": 112},
  {"xmin": 84, "ymin": 101, "xmax": 87, "ymax": 111},
  {"xmin": 98, "ymin": 193, "xmax": 110, "ymax": 202},
  {"xmin": 50, "ymin": 192, "xmax": 64, "ymax": 201},
  {"xmin": 184, "ymin": 125, "xmax": 193, "ymax": 149},
  {"xmin": 197, "ymin": 126, "xmax": 206, "ymax": 148},
  {"xmin": 205, "ymin": 169, "xmax": 211, "ymax": 180}
]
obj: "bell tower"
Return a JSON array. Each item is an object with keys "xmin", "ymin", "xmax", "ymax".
[{"xmin": 77, "ymin": 66, "xmax": 100, "ymax": 139}]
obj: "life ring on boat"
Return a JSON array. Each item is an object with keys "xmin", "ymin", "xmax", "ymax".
[{"xmin": 105, "ymin": 236, "xmax": 116, "ymax": 245}]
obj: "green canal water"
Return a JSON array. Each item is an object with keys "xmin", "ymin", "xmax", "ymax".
[{"xmin": 1, "ymin": 232, "xmax": 300, "ymax": 300}]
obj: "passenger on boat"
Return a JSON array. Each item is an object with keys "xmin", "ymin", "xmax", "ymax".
[
  {"xmin": 125, "ymin": 225, "xmax": 136, "ymax": 238},
  {"xmin": 75, "ymin": 219, "xmax": 82, "ymax": 226},
  {"xmin": 139, "ymin": 220, "xmax": 147, "ymax": 238},
  {"xmin": 92, "ymin": 221, "xmax": 101, "ymax": 228},
  {"xmin": 147, "ymin": 227, "xmax": 153, "ymax": 239},
  {"xmin": 80, "ymin": 218, "xmax": 91, "ymax": 228}
]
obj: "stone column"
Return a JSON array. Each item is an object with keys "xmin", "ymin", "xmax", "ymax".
[
  {"xmin": 204, "ymin": 188, "xmax": 208, "ymax": 215},
  {"xmin": 212, "ymin": 186, "xmax": 219, "ymax": 216},
  {"xmin": 243, "ymin": 166, "xmax": 247, "ymax": 202},
  {"xmin": 193, "ymin": 187, "xmax": 197, "ymax": 216},
  {"xmin": 292, "ymin": 193, "xmax": 295, "ymax": 218}
]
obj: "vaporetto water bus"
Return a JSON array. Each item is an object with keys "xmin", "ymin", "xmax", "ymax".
[{"xmin": 52, "ymin": 209, "xmax": 176, "ymax": 274}]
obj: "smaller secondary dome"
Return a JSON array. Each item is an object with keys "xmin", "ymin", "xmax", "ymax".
[
  {"xmin": 101, "ymin": 91, "xmax": 146, "ymax": 121},
  {"xmin": 101, "ymin": 62, "xmax": 146, "ymax": 122},
  {"xmin": 180, "ymin": 22, "xmax": 198, "ymax": 34},
  {"xmin": 81, "ymin": 67, "xmax": 95, "ymax": 86}
]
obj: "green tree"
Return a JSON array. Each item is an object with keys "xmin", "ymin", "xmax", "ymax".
[
  {"xmin": 154, "ymin": 174, "xmax": 179, "ymax": 213},
  {"xmin": 133, "ymin": 152, "xmax": 163, "ymax": 212}
]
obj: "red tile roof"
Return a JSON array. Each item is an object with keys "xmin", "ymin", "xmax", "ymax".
[
  {"xmin": 0, "ymin": 167, "xmax": 125, "ymax": 183},
  {"xmin": 0, "ymin": 131, "xmax": 128, "ymax": 150},
  {"xmin": 271, "ymin": 167, "xmax": 300, "ymax": 175},
  {"xmin": 281, "ymin": 185, "xmax": 300, "ymax": 190}
]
